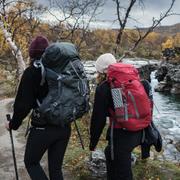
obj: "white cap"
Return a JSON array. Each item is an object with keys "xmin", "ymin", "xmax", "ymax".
[{"xmin": 95, "ymin": 53, "xmax": 116, "ymax": 73}]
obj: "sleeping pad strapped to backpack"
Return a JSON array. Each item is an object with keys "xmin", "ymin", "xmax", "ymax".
[
  {"xmin": 107, "ymin": 63, "xmax": 152, "ymax": 131},
  {"xmin": 32, "ymin": 42, "xmax": 89, "ymax": 127}
]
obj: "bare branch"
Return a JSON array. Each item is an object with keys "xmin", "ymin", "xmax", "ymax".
[
  {"xmin": 113, "ymin": 0, "xmax": 139, "ymax": 54},
  {"xmin": 131, "ymin": 0, "xmax": 176, "ymax": 51},
  {"xmin": 113, "ymin": 0, "xmax": 178, "ymax": 59},
  {"xmin": 47, "ymin": 0, "xmax": 104, "ymax": 51},
  {"xmin": 115, "ymin": 0, "xmax": 137, "ymax": 45}
]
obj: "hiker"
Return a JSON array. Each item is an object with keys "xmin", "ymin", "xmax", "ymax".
[
  {"xmin": 5, "ymin": 36, "xmax": 72, "ymax": 180},
  {"xmin": 89, "ymin": 53, "xmax": 153, "ymax": 180}
]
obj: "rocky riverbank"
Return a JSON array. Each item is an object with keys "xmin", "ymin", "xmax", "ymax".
[{"xmin": 155, "ymin": 62, "xmax": 180, "ymax": 94}]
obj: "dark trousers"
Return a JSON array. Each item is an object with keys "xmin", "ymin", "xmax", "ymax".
[
  {"xmin": 24, "ymin": 126, "xmax": 71, "ymax": 180},
  {"xmin": 104, "ymin": 129, "xmax": 142, "ymax": 180}
]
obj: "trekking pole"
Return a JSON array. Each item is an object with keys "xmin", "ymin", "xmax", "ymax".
[
  {"xmin": 153, "ymin": 101, "xmax": 160, "ymax": 114},
  {"xmin": 6, "ymin": 114, "xmax": 19, "ymax": 180},
  {"xmin": 74, "ymin": 121, "xmax": 85, "ymax": 150}
]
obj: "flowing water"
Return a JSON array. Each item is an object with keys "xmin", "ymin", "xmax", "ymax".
[
  {"xmin": 146, "ymin": 72, "xmax": 180, "ymax": 162},
  {"xmin": 151, "ymin": 71, "xmax": 180, "ymax": 133}
]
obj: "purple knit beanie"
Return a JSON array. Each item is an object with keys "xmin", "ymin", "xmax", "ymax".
[{"xmin": 29, "ymin": 35, "xmax": 49, "ymax": 59}]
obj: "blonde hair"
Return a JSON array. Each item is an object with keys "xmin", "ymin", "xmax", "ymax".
[{"xmin": 96, "ymin": 72, "xmax": 107, "ymax": 84}]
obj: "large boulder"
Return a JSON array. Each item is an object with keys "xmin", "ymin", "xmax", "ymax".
[
  {"xmin": 87, "ymin": 149, "xmax": 137, "ymax": 178},
  {"xmin": 155, "ymin": 63, "xmax": 180, "ymax": 94}
]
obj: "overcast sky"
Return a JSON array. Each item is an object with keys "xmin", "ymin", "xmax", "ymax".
[{"xmin": 38, "ymin": 0, "xmax": 180, "ymax": 28}]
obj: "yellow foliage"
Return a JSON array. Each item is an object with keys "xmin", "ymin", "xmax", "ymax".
[
  {"xmin": 145, "ymin": 32, "xmax": 160, "ymax": 43},
  {"xmin": 162, "ymin": 37, "xmax": 174, "ymax": 50}
]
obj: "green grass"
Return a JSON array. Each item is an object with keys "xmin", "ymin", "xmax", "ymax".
[{"xmin": 133, "ymin": 159, "xmax": 180, "ymax": 180}]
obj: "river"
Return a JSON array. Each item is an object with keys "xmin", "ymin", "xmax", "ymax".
[{"xmin": 151, "ymin": 71, "xmax": 180, "ymax": 163}]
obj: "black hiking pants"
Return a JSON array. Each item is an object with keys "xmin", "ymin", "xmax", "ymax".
[
  {"xmin": 24, "ymin": 125, "xmax": 71, "ymax": 180},
  {"xmin": 104, "ymin": 129, "xmax": 142, "ymax": 180}
]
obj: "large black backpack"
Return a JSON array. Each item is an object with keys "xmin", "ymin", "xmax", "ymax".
[{"xmin": 32, "ymin": 42, "xmax": 89, "ymax": 127}]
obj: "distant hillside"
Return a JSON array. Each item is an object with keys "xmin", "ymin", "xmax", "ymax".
[
  {"xmin": 142, "ymin": 23, "xmax": 180, "ymax": 35},
  {"xmin": 113, "ymin": 23, "xmax": 180, "ymax": 35}
]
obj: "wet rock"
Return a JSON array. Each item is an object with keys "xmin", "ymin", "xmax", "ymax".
[
  {"xmin": 171, "ymin": 83, "xmax": 180, "ymax": 94},
  {"xmin": 154, "ymin": 81, "xmax": 171, "ymax": 92},
  {"xmin": 155, "ymin": 63, "xmax": 180, "ymax": 94},
  {"xmin": 155, "ymin": 65, "xmax": 168, "ymax": 82}
]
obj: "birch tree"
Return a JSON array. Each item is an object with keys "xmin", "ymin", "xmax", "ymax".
[
  {"xmin": 0, "ymin": 0, "xmax": 26, "ymax": 78},
  {"xmin": 0, "ymin": 0, "xmax": 45, "ymax": 79}
]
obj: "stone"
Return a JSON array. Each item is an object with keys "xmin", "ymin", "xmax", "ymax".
[
  {"xmin": 87, "ymin": 149, "xmax": 106, "ymax": 178},
  {"xmin": 155, "ymin": 63, "xmax": 180, "ymax": 94},
  {"xmin": 154, "ymin": 81, "xmax": 171, "ymax": 92},
  {"xmin": 87, "ymin": 150, "xmax": 137, "ymax": 178},
  {"xmin": 171, "ymin": 83, "xmax": 180, "ymax": 94}
]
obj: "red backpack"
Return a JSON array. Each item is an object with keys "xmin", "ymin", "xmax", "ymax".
[{"xmin": 107, "ymin": 63, "xmax": 152, "ymax": 131}]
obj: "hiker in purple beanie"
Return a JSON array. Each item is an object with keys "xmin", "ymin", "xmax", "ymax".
[{"xmin": 5, "ymin": 36, "xmax": 71, "ymax": 180}]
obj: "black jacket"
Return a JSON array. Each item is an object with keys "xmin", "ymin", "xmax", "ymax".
[
  {"xmin": 9, "ymin": 66, "xmax": 48, "ymax": 130},
  {"xmin": 141, "ymin": 121, "xmax": 162, "ymax": 159}
]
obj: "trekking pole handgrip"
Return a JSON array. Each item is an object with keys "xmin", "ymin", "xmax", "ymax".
[{"xmin": 6, "ymin": 114, "xmax": 11, "ymax": 122}]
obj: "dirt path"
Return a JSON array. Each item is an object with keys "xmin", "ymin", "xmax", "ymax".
[
  {"xmin": 0, "ymin": 98, "xmax": 73, "ymax": 180},
  {"xmin": 0, "ymin": 98, "xmax": 25, "ymax": 180}
]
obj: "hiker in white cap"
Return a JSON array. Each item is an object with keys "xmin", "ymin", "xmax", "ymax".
[
  {"xmin": 95, "ymin": 53, "xmax": 117, "ymax": 73},
  {"xmin": 89, "ymin": 53, "xmax": 153, "ymax": 180},
  {"xmin": 95, "ymin": 53, "xmax": 116, "ymax": 84}
]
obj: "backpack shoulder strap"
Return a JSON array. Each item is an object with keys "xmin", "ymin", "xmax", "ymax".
[
  {"xmin": 141, "ymin": 79, "xmax": 153, "ymax": 100},
  {"xmin": 33, "ymin": 60, "xmax": 46, "ymax": 86}
]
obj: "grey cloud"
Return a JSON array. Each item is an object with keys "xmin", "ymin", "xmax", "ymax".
[
  {"xmin": 38, "ymin": 0, "xmax": 180, "ymax": 27},
  {"xmin": 98, "ymin": 0, "xmax": 180, "ymax": 27}
]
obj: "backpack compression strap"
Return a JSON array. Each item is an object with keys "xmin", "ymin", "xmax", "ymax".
[{"xmin": 70, "ymin": 61, "xmax": 88, "ymax": 97}]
